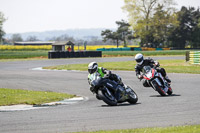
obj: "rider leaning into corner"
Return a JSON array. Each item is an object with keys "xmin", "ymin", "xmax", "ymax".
[
  {"xmin": 134, "ymin": 53, "xmax": 171, "ymax": 87},
  {"xmin": 87, "ymin": 62, "xmax": 125, "ymax": 100},
  {"xmin": 87, "ymin": 62, "xmax": 123, "ymax": 86}
]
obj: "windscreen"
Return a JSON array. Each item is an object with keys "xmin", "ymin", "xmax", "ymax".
[{"xmin": 142, "ymin": 66, "xmax": 151, "ymax": 74}]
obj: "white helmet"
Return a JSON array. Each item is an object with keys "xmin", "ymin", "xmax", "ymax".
[
  {"xmin": 135, "ymin": 53, "xmax": 144, "ymax": 65},
  {"xmin": 88, "ymin": 62, "xmax": 98, "ymax": 74}
]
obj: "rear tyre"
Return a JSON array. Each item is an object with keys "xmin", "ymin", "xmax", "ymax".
[
  {"xmin": 98, "ymin": 89, "xmax": 117, "ymax": 106},
  {"xmin": 152, "ymin": 81, "xmax": 167, "ymax": 96}
]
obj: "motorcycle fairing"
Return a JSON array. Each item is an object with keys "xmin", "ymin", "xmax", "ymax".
[{"xmin": 143, "ymin": 66, "xmax": 168, "ymax": 93}]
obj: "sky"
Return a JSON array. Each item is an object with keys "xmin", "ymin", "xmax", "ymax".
[{"xmin": 0, "ymin": 0, "xmax": 200, "ymax": 34}]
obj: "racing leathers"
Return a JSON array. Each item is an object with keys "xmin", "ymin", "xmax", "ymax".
[
  {"xmin": 135, "ymin": 58, "xmax": 171, "ymax": 87},
  {"xmin": 88, "ymin": 67, "xmax": 124, "ymax": 100},
  {"xmin": 88, "ymin": 67, "xmax": 123, "ymax": 88}
]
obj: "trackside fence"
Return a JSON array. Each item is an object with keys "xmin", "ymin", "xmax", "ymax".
[{"xmin": 96, "ymin": 47, "xmax": 170, "ymax": 51}]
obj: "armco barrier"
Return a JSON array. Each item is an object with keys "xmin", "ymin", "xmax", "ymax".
[
  {"xmin": 187, "ymin": 51, "xmax": 200, "ymax": 64},
  {"xmin": 121, "ymin": 47, "xmax": 131, "ymax": 51},
  {"xmin": 48, "ymin": 51, "xmax": 102, "ymax": 59},
  {"xmin": 142, "ymin": 47, "xmax": 156, "ymax": 51},
  {"xmin": 133, "ymin": 48, "xmax": 142, "ymax": 51},
  {"xmin": 96, "ymin": 48, "xmax": 105, "ymax": 51},
  {"xmin": 114, "ymin": 48, "xmax": 122, "ymax": 51},
  {"xmin": 96, "ymin": 47, "xmax": 131, "ymax": 51},
  {"xmin": 96, "ymin": 47, "xmax": 170, "ymax": 51},
  {"xmin": 156, "ymin": 48, "xmax": 163, "ymax": 50},
  {"xmin": 163, "ymin": 48, "xmax": 171, "ymax": 50}
]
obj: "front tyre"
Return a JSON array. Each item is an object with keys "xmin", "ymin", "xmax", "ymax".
[
  {"xmin": 126, "ymin": 87, "xmax": 138, "ymax": 104},
  {"xmin": 152, "ymin": 81, "xmax": 167, "ymax": 96},
  {"xmin": 98, "ymin": 89, "xmax": 117, "ymax": 106},
  {"xmin": 167, "ymin": 87, "xmax": 173, "ymax": 95}
]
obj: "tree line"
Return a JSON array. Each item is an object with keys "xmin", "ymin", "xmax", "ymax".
[
  {"xmin": 102, "ymin": 0, "xmax": 200, "ymax": 48},
  {"xmin": 3, "ymin": 33, "xmax": 112, "ymax": 46}
]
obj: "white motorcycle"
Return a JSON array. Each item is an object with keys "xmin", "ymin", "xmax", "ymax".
[{"xmin": 141, "ymin": 66, "xmax": 173, "ymax": 96}]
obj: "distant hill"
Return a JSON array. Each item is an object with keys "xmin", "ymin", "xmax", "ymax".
[{"xmin": 5, "ymin": 28, "xmax": 116, "ymax": 41}]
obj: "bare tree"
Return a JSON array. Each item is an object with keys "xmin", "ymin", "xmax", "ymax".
[
  {"xmin": 26, "ymin": 36, "xmax": 39, "ymax": 41},
  {"xmin": 11, "ymin": 34, "xmax": 23, "ymax": 43}
]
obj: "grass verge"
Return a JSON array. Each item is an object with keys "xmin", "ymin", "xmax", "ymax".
[
  {"xmin": 0, "ymin": 50, "xmax": 48, "ymax": 59},
  {"xmin": 76, "ymin": 125, "xmax": 200, "ymax": 133},
  {"xmin": 0, "ymin": 88, "xmax": 75, "ymax": 106},
  {"xmin": 43, "ymin": 59, "xmax": 200, "ymax": 74},
  {"xmin": 102, "ymin": 50, "xmax": 186, "ymax": 57},
  {"xmin": 0, "ymin": 50, "xmax": 186, "ymax": 60}
]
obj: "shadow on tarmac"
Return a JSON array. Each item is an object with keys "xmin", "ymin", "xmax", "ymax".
[
  {"xmin": 150, "ymin": 94, "xmax": 181, "ymax": 97},
  {"xmin": 101, "ymin": 102, "xmax": 141, "ymax": 107}
]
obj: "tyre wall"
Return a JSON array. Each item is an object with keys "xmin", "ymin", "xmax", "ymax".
[{"xmin": 48, "ymin": 51, "xmax": 102, "ymax": 59}]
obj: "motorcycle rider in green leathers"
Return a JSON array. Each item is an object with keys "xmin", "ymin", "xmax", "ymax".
[
  {"xmin": 87, "ymin": 62, "xmax": 124, "ymax": 100},
  {"xmin": 88, "ymin": 62, "xmax": 123, "ymax": 85}
]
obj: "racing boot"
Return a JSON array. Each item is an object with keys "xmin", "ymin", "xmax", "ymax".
[{"xmin": 165, "ymin": 76, "xmax": 171, "ymax": 84}]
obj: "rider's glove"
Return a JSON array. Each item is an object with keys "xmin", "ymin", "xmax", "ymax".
[
  {"xmin": 105, "ymin": 70, "xmax": 111, "ymax": 78},
  {"xmin": 137, "ymin": 75, "xmax": 143, "ymax": 79},
  {"xmin": 107, "ymin": 70, "xmax": 111, "ymax": 77},
  {"xmin": 154, "ymin": 61, "xmax": 160, "ymax": 67}
]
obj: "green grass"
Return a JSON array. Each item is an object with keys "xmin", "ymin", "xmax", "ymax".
[
  {"xmin": 0, "ymin": 50, "xmax": 48, "ymax": 59},
  {"xmin": 160, "ymin": 60, "xmax": 200, "ymax": 74},
  {"xmin": 43, "ymin": 60, "xmax": 200, "ymax": 74},
  {"xmin": 0, "ymin": 88, "xmax": 75, "ymax": 106},
  {"xmin": 77, "ymin": 125, "xmax": 200, "ymax": 133},
  {"xmin": 0, "ymin": 50, "xmax": 186, "ymax": 59},
  {"xmin": 102, "ymin": 50, "xmax": 186, "ymax": 57}
]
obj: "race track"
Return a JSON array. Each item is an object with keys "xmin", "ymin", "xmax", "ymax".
[{"xmin": 0, "ymin": 56, "xmax": 200, "ymax": 133}]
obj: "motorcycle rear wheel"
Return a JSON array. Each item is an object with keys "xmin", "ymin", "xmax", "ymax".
[{"xmin": 98, "ymin": 90, "xmax": 117, "ymax": 106}]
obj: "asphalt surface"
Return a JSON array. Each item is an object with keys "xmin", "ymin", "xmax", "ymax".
[{"xmin": 0, "ymin": 56, "xmax": 200, "ymax": 133}]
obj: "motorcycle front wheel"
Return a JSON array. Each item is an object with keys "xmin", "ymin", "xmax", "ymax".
[
  {"xmin": 98, "ymin": 89, "xmax": 117, "ymax": 106},
  {"xmin": 152, "ymin": 81, "xmax": 167, "ymax": 96},
  {"xmin": 167, "ymin": 86, "xmax": 173, "ymax": 95},
  {"xmin": 126, "ymin": 87, "xmax": 138, "ymax": 104}
]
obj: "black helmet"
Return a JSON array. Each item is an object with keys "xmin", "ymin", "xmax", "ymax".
[
  {"xmin": 88, "ymin": 62, "xmax": 98, "ymax": 74},
  {"xmin": 135, "ymin": 53, "xmax": 144, "ymax": 65}
]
